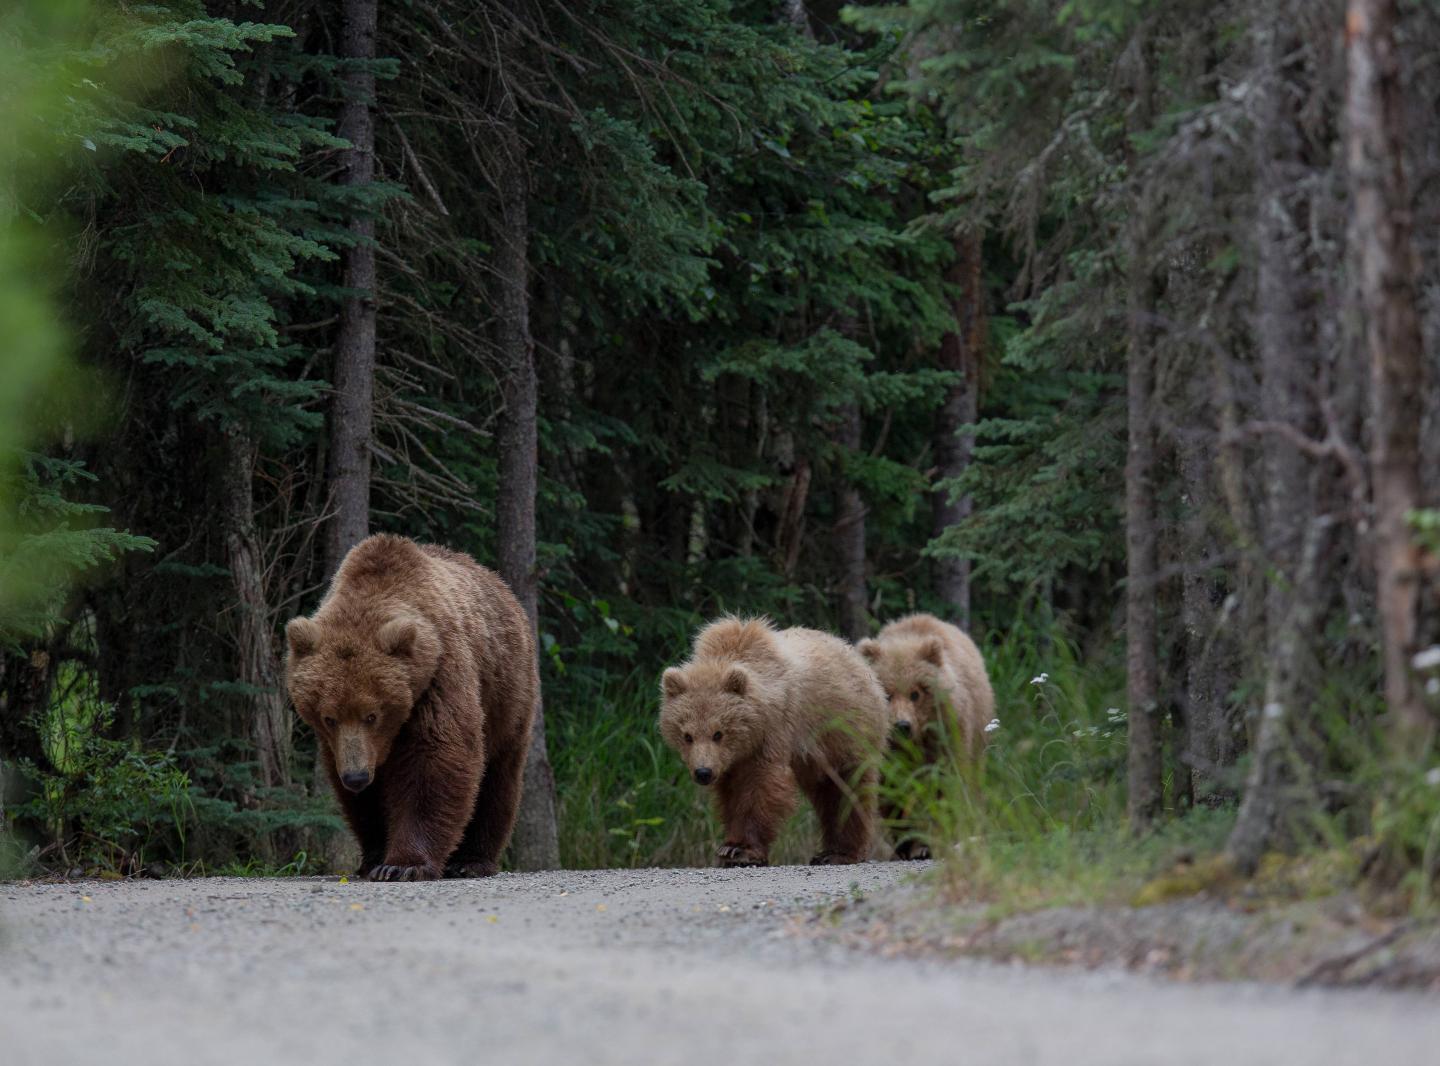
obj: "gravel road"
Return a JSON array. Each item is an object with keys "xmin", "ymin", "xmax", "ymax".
[{"xmin": 3, "ymin": 864, "xmax": 1438, "ymax": 1066}]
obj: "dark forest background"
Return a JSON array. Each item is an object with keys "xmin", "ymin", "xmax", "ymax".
[{"xmin": 1, "ymin": 0, "xmax": 1438, "ymax": 895}]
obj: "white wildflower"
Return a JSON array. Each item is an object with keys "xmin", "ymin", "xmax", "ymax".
[
  {"xmin": 1263, "ymin": 702, "xmax": 1284, "ymax": 721},
  {"xmin": 1412, "ymin": 645, "xmax": 1440, "ymax": 672},
  {"xmin": 1106, "ymin": 707, "xmax": 1124, "ymax": 722},
  {"xmin": 983, "ymin": 718, "xmax": 1001, "ymax": 734},
  {"xmin": 1029, "ymin": 672, "xmax": 1049, "ymax": 686},
  {"xmin": 1426, "ymin": 768, "xmax": 1440, "ymax": 788}
]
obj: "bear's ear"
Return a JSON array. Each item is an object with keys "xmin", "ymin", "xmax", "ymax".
[
  {"xmin": 378, "ymin": 615, "xmax": 422, "ymax": 657},
  {"xmin": 722, "ymin": 665, "xmax": 750, "ymax": 697},
  {"xmin": 919, "ymin": 637, "xmax": 944, "ymax": 667},
  {"xmin": 857, "ymin": 638, "xmax": 880, "ymax": 661},
  {"xmin": 661, "ymin": 667, "xmax": 687, "ymax": 700},
  {"xmin": 286, "ymin": 617, "xmax": 321, "ymax": 659}
]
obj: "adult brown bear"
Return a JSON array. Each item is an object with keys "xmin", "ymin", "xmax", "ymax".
[{"xmin": 285, "ymin": 534, "xmax": 537, "ymax": 881}]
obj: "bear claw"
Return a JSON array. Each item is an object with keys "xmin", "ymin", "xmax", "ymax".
[
  {"xmin": 444, "ymin": 860, "xmax": 500, "ymax": 879},
  {"xmin": 717, "ymin": 844, "xmax": 767, "ymax": 868},
  {"xmin": 809, "ymin": 850, "xmax": 861, "ymax": 866},
  {"xmin": 895, "ymin": 841, "xmax": 931, "ymax": 861},
  {"xmin": 369, "ymin": 862, "xmax": 440, "ymax": 882}
]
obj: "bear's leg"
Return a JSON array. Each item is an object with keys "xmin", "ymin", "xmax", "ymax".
[
  {"xmin": 804, "ymin": 764, "xmax": 876, "ymax": 865},
  {"xmin": 880, "ymin": 795, "xmax": 929, "ymax": 861},
  {"xmin": 323, "ymin": 741, "xmax": 386, "ymax": 875},
  {"xmin": 714, "ymin": 760, "xmax": 794, "ymax": 868},
  {"xmin": 892, "ymin": 837, "xmax": 930, "ymax": 861},
  {"xmin": 370, "ymin": 740, "xmax": 483, "ymax": 882},
  {"xmin": 444, "ymin": 741, "xmax": 525, "ymax": 878}
]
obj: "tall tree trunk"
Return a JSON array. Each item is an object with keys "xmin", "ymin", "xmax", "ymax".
[
  {"xmin": 780, "ymin": 0, "xmax": 812, "ymax": 38},
  {"xmin": 1177, "ymin": 428, "xmax": 1236, "ymax": 802},
  {"xmin": 1125, "ymin": 276, "xmax": 1162, "ymax": 831},
  {"xmin": 775, "ymin": 448, "xmax": 811, "ymax": 579},
  {"xmin": 1345, "ymin": 0, "xmax": 1436, "ymax": 745},
  {"xmin": 324, "ymin": 0, "xmax": 378, "ymax": 578},
  {"xmin": 833, "ymin": 403, "xmax": 868, "ymax": 640},
  {"xmin": 1228, "ymin": 516, "xmax": 1335, "ymax": 873},
  {"xmin": 493, "ymin": 104, "xmax": 560, "ymax": 872},
  {"xmin": 932, "ymin": 232, "xmax": 984, "ymax": 629},
  {"xmin": 312, "ymin": 0, "xmax": 379, "ymax": 873},
  {"xmin": 1225, "ymin": 17, "xmax": 1324, "ymax": 865},
  {"xmin": 718, "ymin": 374, "xmax": 757, "ymax": 557},
  {"xmin": 1124, "ymin": 30, "xmax": 1163, "ymax": 832},
  {"xmin": 221, "ymin": 426, "xmax": 290, "ymax": 791}
]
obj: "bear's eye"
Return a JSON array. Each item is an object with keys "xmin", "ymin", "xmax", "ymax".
[
  {"xmin": 682, "ymin": 732, "xmax": 693, "ymax": 744},
  {"xmin": 712, "ymin": 731, "xmax": 723, "ymax": 742},
  {"xmin": 322, "ymin": 716, "xmax": 337, "ymax": 729},
  {"xmin": 909, "ymin": 689, "xmax": 921, "ymax": 702},
  {"xmin": 364, "ymin": 713, "xmax": 377, "ymax": 726}
]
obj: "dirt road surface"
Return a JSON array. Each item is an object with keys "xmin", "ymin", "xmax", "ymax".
[{"xmin": 3, "ymin": 864, "xmax": 1437, "ymax": 1066}]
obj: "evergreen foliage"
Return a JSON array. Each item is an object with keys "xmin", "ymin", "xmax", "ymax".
[
  {"xmin": 0, "ymin": 2, "xmax": 154, "ymax": 649},
  {"xmin": 1, "ymin": 0, "xmax": 1437, "ymax": 897}
]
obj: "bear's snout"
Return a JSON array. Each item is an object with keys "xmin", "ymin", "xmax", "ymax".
[
  {"xmin": 893, "ymin": 720, "xmax": 913, "ymax": 738},
  {"xmin": 340, "ymin": 769, "xmax": 373, "ymax": 792},
  {"xmin": 693, "ymin": 766, "xmax": 715, "ymax": 786}
]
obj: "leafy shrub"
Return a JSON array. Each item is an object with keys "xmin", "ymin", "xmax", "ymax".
[{"xmin": 19, "ymin": 699, "xmax": 191, "ymax": 874}]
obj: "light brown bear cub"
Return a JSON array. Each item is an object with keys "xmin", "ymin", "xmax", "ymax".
[
  {"xmin": 285, "ymin": 534, "xmax": 537, "ymax": 882},
  {"xmin": 660, "ymin": 617, "xmax": 888, "ymax": 868},
  {"xmin": 859, "ymin": 613, "xmax": 994, "ymax": 860}
]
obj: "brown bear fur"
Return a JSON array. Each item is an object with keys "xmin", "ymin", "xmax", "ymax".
[
  {"xmin": 285, "ymin": 534, "xmax": 537, "ymax": 881},
  {"xmin": 659, "ymin": 617, "xmax": 888, "ymax": 867},
  {"xmin": 858, "ymin": 612, "xmax": 994, "ymax": 859}
]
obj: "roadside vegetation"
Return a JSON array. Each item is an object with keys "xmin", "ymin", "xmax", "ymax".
[{"xmin": 1, "ymin": 0, "xmax": 1438, "ymax": 933}]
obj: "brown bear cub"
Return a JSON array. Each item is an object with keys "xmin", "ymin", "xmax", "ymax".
[
  {"xmin": 659, "ymin": 617, "xmax": 888, "ymax": 868},
  {"xmin": 859, "ymin": 612, "xmax": 994, "ymax": 859},
  {"xmin": 285, "ymin": 534, "xmax": 537, "ymax": 881}
]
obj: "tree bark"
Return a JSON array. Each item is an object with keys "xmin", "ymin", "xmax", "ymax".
[
  {"xmin": 1124, "ymin": 31, "xmax": 1163, "ymax": 832},
  {"xmin": 1228, "ymin": 517, "xmax": 1335, "ymax": 873},
  {"xmin": 1344, "ymin": 0, "xmax": 1436, "ymax": 745},
  {"xmin": 1125, "ymin": 278, "xmax": 1162, "ymax": 831},
  {"xmin": 1225, "ymin": 16, "xmax": 1325, "ymax": 866},
  {"xmin": 0, "ymin": 649, "xmax": 52, "ymax": 768},
  {"xmin": 493, "ymin": 103, "xmax": 560, "ymax": 872},
  {"xmin": 775, "ymin": 451, "xmax": 811, "ymax": 579},
  {"xmin": 780, "ymin": 0, "xmax": 812, "ymax": 38},
  {"xmin": 1177, "ymin": 428, "xmax": 1237, "ymax": 802},
  {"xmin": 932, "ymin": 232, "xmax": 984, "ymax": 629},
  {"xmin": 324, "ymin": 0, "xmax": 378, "ymax": 579},
  {"xmin": 832, "ymin": 403, "xmax": 868, "ymax": 641},
  {"xmin": 718, "ymin": 374, "xmax": 757, "ymax": 558},
  {"xmin": 221, "ymin": 425, "xmax": 291, "ymax": 790}
]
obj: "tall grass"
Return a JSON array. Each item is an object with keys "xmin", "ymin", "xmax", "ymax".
[
  {"xmin": 547, "ymin": 619, "xmax": 1138, "ymax": 874},
  {"xmin": 888, "ymin": 622, "xmax": 1440, "ymax": 913},
  {"xmin": 549, "ymin": 671, "xmax": 822, "ymax": 868},
  {"xmin": 1299, "ymin": 674, "xmax": 1440, "ymax": 910},
  {"xmin": 875, "ymin": 621, "xmax": 1189, "ymax": 906}
]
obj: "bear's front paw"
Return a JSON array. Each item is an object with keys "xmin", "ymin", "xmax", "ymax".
[
  {"xmin": 369, "ymin": 861, "xmax": 441, "ymax": 882},
  {"xmin": 717, "ymin": 843, "xmax": 768, "ymax": 868},
  {"xmin": 444, "ymin": 860, "xmax": 500, "ymax": 879},
  {"xmin": 809, "ymin": 850, "xmax": 862, "ymax": 866},
  {"xmin": 894, "ymin": 840, "xmax": 931, "ymax": 861}
]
